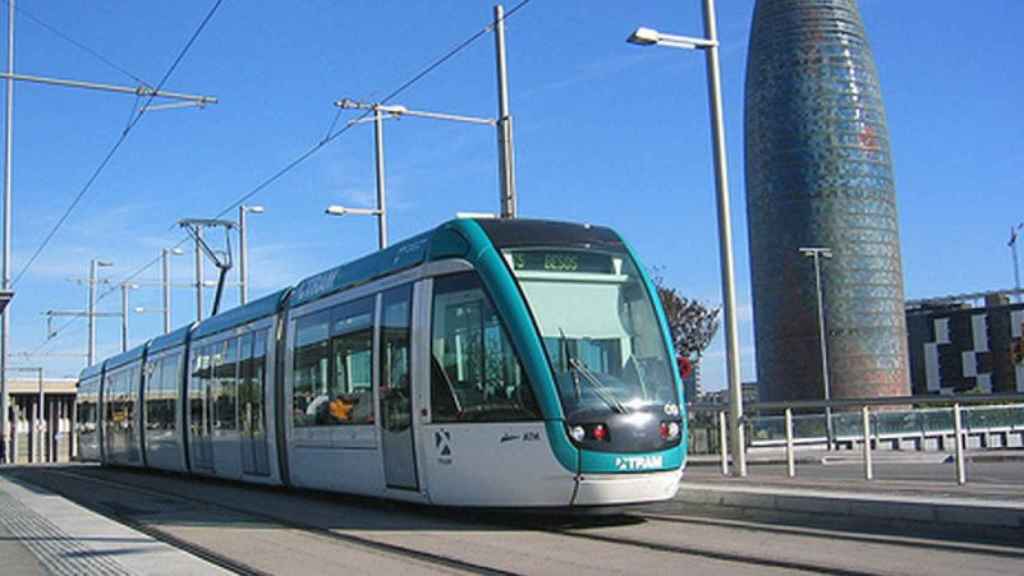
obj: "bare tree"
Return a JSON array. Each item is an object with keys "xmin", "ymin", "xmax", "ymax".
[{"xmin": 652, "ymin": 273, "xmax": 721, "ymax": 363}]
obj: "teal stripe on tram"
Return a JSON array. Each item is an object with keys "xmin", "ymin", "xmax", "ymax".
[
  {"xmin": 622, "ymin": 237, "xmax": 689, "ymax": 457},
  {"xmin": 452, "ymin": 219, "xmax": 579, "ymax": 473}
]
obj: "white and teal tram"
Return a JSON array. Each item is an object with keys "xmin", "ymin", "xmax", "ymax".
[{"xmin": 76, "ymin": 218, "xmax": 687, "ymax": 508}]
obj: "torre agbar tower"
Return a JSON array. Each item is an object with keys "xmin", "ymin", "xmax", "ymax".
[{"xmin": 744, "ymin": 0, "xmax": 910, "ymax": 401}]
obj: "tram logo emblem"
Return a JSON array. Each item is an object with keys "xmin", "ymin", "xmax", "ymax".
[
  {"xmin": 615, "ymin": 455, "xmax": 663, "ymax": 471},
  {"xmin": 435, "ymin": 429, "xmax": 453, "ymax": 465}
]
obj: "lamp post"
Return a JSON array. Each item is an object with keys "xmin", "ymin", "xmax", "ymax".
[
  {"xmin": 800, "ymin": 246, "xmax": 834, "ymax": 449},
  {"xmin": 1011, "ymin": 223, "xmax": 1023, "ymax": 304},
  {"xmin": 0, "ymin": 0, "xmax": 14, "ymax": 466},
  {"xmin": 238, "ymin": 205, "xmax": 264, "ymax": 305},
  {"xmin": 324, "ymin": 205, "xmax": 386, "ymax": 249},
  {"xmin": 334, "ymin": 99, "xmax": 496, "ymax": 250},
  {"xmin": 628, "ymin": 0, "xmax": 746, "ymax": 476},
  {"xmin": 162, "ymin": 247, "xmax": 184, "ymax": 334},
  {"xmin": 88, "ymin": 259, "xmax": 113, "ymax": 365}
]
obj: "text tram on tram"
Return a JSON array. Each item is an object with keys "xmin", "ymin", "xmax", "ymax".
[{"xmin": 76, "ymin": 218, "xmax": 687, "ymax": 508}]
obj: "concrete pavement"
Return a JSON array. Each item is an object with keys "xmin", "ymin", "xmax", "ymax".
[{"xmin": 0, "ymin": 468, "xmax": 232, "ymax": 575}]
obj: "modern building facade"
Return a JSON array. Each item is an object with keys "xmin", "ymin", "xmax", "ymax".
[
  {"xmin": 906, "ymin": 294, "xmax": 1024, "ymax": 395},
  {"xmin": 745, "ymin": 0, "xmax": 910, "ymax": 402}
]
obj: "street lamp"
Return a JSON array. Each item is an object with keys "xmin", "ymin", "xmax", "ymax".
[
  {"xmin": 334, "ymin": 98, "xmax": 496, "ymax": 251},
  {"xmin": 627, "ymin": 0, "xmax": 747, "ymax": 477},
  {"xmin": 800, "ymin": 246, "xmax": 834, "ymax": 449},
  {"xmin": 88, "ymin": 259, "xmax": 113, "ymax": 366},
  {"xmin": 325, "ymin": 205, "xmax": 385, "ymax": 248},
  {"xmin": 162, "ymin": 247, "xmax": 184, "ymax": 334},
  {"xmin": 1010, "ymin": 223, "xmax": 1023, "ymax": 304},
  {"xmin": 239, "ymin": 205, "xmax": 264, "ymax": 305}
]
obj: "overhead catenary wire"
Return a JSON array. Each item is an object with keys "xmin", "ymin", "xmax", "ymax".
[
  {"xmin": 0, "ymin": 0, "xmax": 152, "ymax": 87},
  {"xmin": 11, "ymin": 0, "xmax": 225, "ymax": 288},
  {"xmin": 28, "ymin": 0, "xmax": 534, "ymax": 357}
]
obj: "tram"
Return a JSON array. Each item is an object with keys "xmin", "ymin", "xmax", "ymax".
[{"xmin": 75, "ymin": 218, "xmax": 687, "ymax": 508}]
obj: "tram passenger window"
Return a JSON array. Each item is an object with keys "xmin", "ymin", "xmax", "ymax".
[
  {"xmin": 329, "ymin": 297, "xmax": 374, "ymax": 425},
  {"xmin": 161, "ymin": 353, "xmax": 181, "ymax": 433},
  {"xmin": 252, "ymin": 332, "xmax": 267, "ymax": 434},
  {"xmin": 431, "ymin": 272, "xmax": 540, "ymax": 422},
  {"xmin": 145, "ymin": 360, "xmax": 164, "ymax": 430},
  {"xmin": 293, "ymin": 310, "xmax": 330, "ymax": 427},
  {"xmin": 212, "ymin": 339, "xmax": 238, "ymax": 431},
  {"xmin": 191, "ymin": 347, "xmax": 211, "ymax": 437},
  {"xmin": 381, "ymin": 285, "xmax": 412, "ymax": 432},
  {"xmin": 238, "ymin": 333, "xmax": 254, "ymax": 433}
]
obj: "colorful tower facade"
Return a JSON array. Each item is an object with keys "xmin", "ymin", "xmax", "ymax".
[{"xmin": 744, "ymin": 0, "xmax": 910, "ymax": 401}]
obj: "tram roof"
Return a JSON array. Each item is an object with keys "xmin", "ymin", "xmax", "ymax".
[
  {"xmin": 105, "ymin": 343, "xmax": 147, "ymax": 371},
  {"xmin": 289, "ymin": 218, "xmax": 624, "ymax": 308},
  {"xmin": 78, "ymin": 362, "xmax": 104, "ymax": 382},
  {"xmin": 192, "ymin": 288, "xmax": 290, "ymax": 341},
  {"xmin": 148, "ymin": 323, "xmax": 195, "ymax": 355}
]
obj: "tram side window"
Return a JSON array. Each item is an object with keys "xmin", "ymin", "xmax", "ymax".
[
  {"xmin": 431, "ymin": 272, "xmax": 540, "ymax": 422},
  {"xmin": 329, "ymin": 297, "xmax": 375, "ymax": 425},
  {"xmin": 252, "ymin": 331, "xmax": 267, "ymax": 433},
  {"xmin": 212, "ymin": 339, "xmax": 239, "ymax": 431},
  {"xmin": 381, "ymin": 285, "xmax": 412, "ymax": 431},
  {"xmin": 161, "ymin": 353, "xmax": 181, "ymax": 433},
  {"xmin": 190, "ymin": 347, "xmax": 211, "ymax": 436},
  {"xmin": 145, "ymin": 360, "xmax": 164, "ymax": 430},
  {"xmin": 293, "ymin": 310, "xmax": 330, "ymax": 427},
  {"xmin": 77, "ymin": 380, "xmax": 98, "ymax": 433}
]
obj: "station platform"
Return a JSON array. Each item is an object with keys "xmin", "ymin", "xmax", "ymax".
[
  {"xmin": 0, "ymin": 467, "xmax": 231, "ymax": 576},
  {"xmin": 670, "ymin": 450, "xmax": 1024, "ymax": 545}
]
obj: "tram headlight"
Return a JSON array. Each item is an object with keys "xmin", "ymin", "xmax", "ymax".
[{"xmin": 569, "ymin": 425, "xmax": 586, "ymax": 442}]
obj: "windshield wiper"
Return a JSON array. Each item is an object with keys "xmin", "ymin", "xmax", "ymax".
[
  {"xmin": 558, "ymin": 328, "xmax": 582, "ymax": 401},
  {"xmin": 569, "ymin": 357, "xmax": 629, "ymax": 415},
  {"xmin": 558, "ymin": 327, "xmax": 628, "ymax": 414}
]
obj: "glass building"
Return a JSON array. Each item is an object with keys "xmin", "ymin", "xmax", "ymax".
[{"xmin": 744, "ymin": 0, "xmax": 910, "ymax": 401}]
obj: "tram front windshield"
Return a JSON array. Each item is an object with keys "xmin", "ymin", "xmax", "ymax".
[{"xmin": 504, "ymin": 247, "xmax": 678, "ymax": 420}]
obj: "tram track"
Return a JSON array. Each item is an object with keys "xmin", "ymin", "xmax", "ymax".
[
  {"xmin": 12, "ymin": 465, "xmax": 1014, "ymax": 576},
  {"xmin": 17, "ymin": 466, "xmax": 830, "ymax": 575},
  {"xmin": 9, "ymin": 467, "xmax": 520, "ymax": 576}
]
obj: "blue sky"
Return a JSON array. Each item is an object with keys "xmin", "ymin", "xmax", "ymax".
[{"xmin": 5, "ymin": 1, "xmax": 1022, "ymax": 387}]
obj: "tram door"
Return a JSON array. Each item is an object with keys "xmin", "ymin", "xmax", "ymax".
[
  {"xmin": 189, "ymin": 346, "xmax": 214, "ymax": 471},
  {"xmin": 380, "ymin": 285, "xmax": 418, "ymax": 490},
  {"xmin": 239, "ymin": 331, "xmax": 270, "ymax": 476}
]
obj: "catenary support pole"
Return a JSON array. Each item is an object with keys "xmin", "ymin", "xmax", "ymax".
[
  {"xmin": 120, "ymin": 283, "xmax": 129, "ymax": 352},
  {"xmin": 87, "ymin": 260, "xmax": 97, "ymax": 365},
  {"xmin": 701, "ymin": 0, "xmax": 746, "ymax": 477},
  {"xmin": 162, "ymin": 249, "xmax": 171, "ymax": 333},
  {"xmin": 494, "ymin": 4, "xmax": 517, "ymax": 218},
  {"xmin": 195, "ymin": 228, "xmax": 204, "ymax": 321},
  {"xmin": 239, "ymin": 206, "xmax": 248, "ymax": 304},
  {"xmin": 0, "ymin": 0, "xmax": 13, "ymax": 464},
  {"xmin": 373, "ymin": 106, "xmax": 388, "ymax": 249}
]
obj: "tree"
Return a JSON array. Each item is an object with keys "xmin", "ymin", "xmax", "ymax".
[{"xmin": 652, "ymin": 273, "xmax": 721, "ymax": 363}]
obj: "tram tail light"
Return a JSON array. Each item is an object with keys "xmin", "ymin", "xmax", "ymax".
[
  {"xmin": 592, "ymin": 424, "xmax": 608, "ymax": 442},
  {"xmin": 660, "ymin": 421, "xmax": 680, "ymax": 441}
]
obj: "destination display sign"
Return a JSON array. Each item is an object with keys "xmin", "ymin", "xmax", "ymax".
[{"xmin": 508, "ymin": 250, "xmax": 614, "ymax": 274}]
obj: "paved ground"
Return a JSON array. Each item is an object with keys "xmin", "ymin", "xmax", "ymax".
[
  {"xmin": 0, "ymin": 469, "xmax": 232, "ymax": 575},
  {"xmin": 1, "ymin": 463, "xmax": 1022, "ymax": 575}
]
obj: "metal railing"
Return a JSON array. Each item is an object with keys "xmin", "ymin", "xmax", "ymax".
[{"xmin": 687, "ymin": 393, "xmax": 1024, "ymax": 485}]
